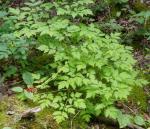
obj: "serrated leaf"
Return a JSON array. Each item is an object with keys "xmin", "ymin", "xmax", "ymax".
[
  {"xmin": 81, "ymin": 114, "xmax": 91, "ymax": 122},
  {"xmin": 58, "ymin": 81, "xmax": 69, "ymax": 90},
  {"xmin": 53, "ymin": 111, "xmax": 62, "ymax": 116},
  {"xmin": 54, "ymin": 115, "xmax": 65, "ymax": 123},
  {"xmin": 67, "ymin": 108, "xmax": 75, "ymax": 114},
  {"xmin": 67, "ymin": 25, "xmax": 80, "ymax": 32},
  {"xmin": 9, "ymin": 8, "xmax": 20, "ymax": 15},
  {"xmin": 105, "ymin": 107, "xmax": 119, "ymax": 119},
  {"xmin": 38, "ymin": 45, "xmax": 49, "ymax": 53},
  {"xmin": 134, "ymin": 115, "xmax": 145, "ymax": 126},
  {"xmin": 74, "ymin": 99, "xmax": 86, "ymax": 109},
  {"xmin": 95, "ymin": 104, "xmax": 105, "ymax": 111},
  {"xmin": 117, "ymin": 113, "xmax": 132, "ymax": 128}
]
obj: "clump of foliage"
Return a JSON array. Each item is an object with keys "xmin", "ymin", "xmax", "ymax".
[
  {"xmin": 0, "ymin": 34, "xmax": 32, "ymax": 60},
  {"xmin": 0, "ymin": 0, "xmax": 149, "ymax": 128},
  {"xmin": 132, "ymin": 10, "xmax": 150, "ymax": 41}
]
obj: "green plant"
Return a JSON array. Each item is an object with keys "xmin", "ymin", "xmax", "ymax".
[
  {"xmin": 3, "ymin": 0, "xmax": 148, "ymax": 128},
  {"xmin": 34, "ymin": 25, "xmax": 147, "ymax": 126},
  {"xmin": 0, "ymin": 33, "xmax": 33, "ymax": 60},
  {"xmin": 12, "ymin": 86, "xmax": 34, "ymax": 100},
  {"xmin": 11, "ymin": 71, "xmax": 40, "ymax": 100},
  {"xmin": 99, "ymin": 19, "xmax": 124, "ymax": 32},
  {"xmin": 54, "ymin": 0, "xmax": 93, "ymax": 18},
  {"xmin": 132, "ymin": 10, "xmax": 150, "ymax": 48},
  {"xmin": 133, "ymin": 10, "xmax": 150, "ymax": 28},
  {"xmin": 6, "ymin": 0, "xmax": 93, "ymax": 39}
]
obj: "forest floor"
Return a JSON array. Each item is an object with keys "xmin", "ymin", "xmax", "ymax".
[
  {"xmin": 0, "ymin": 49, "xmax": 149, "ymax": 129},
  {"xmin": 0, "ymin": 0, "xmax": 150, "ymax": 129}
]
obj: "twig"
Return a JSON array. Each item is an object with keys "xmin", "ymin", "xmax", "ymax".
[
  {"xmin": 122, "ymin": 103, "xmax": 137, "ymax": 115},
  {"xmin": 70, "ymin": 111, "xmax": 80, "ymax": 129},
  {"xmin": 128, "ymin": 124, "xmax": 145, "ymax": 129}
]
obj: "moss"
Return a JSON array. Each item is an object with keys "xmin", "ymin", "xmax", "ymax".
[
  {"xmin": 0, "ymin": 96, "xmax": 58, "ymax": 129},
  {"xmin": 0, "ymin": 96, "xmax": 27, "ymax": 128},
  {"xmin": 36, "ymin": 109, "xmax": 59, "ymax": 129},
  {"xmin": 0, "ymin": 112, "xmax": 11, "ymax": 128},
  {"xmin": 133, "ymin": 0, "xmax": 150, "ymax": 12},
  {"xmin": 110, "ymin": 6, "xmax": 119, "ymax": 18},
  {"xmin": 0, "ymin": 99, "xmax": 7, "ymax": 111},
  {"xmin": 129, "ymin": 86, "xmax": 148, "ymax": 111}
]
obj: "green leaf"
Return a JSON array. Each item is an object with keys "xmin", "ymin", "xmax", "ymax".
[
  {"xmin": 53, "ymin": 111, "xmax": 62, "ymax": 116},
  {"xmin": 53, "ymin": 111, "xmax": 66, "ymax": 123},
  {"xmin": 62, "ymin": 112, "xmax": 68, "ymax": 118},
  {"xmin": 3, "ymin": 127, "xmax": 12, "ymax": 129},
  {"xmin": 38, "ymin": 45, "xmax": 49, "ymax": 53},
  {"xmin": 54, "ymin": 115, "xmax": 65, "ymax": 123},
  {"xmin": 51, "ymin": 103, "xmax": 59, "ymax": 108},
  {"xmin": 74, "ymin": 99, "xmax": 86, "ymax": 109},
  {"xmin": 105, "ymin": 107, "xmax": 119, "ymax": 119},
  {"xmin": 77, "ymin": 64, "xmax": 86, "ymax": 71},
  {"xmin": 5, "ymin": 66, "xmax": 17, "ymax": 77},
  {"xmin": 21, "ymin": 7, "xmax": 31, "ymax": 11},
  {"xmin": 57, "ymin": 8, "xmax": 67, "ymax": 15},
  {"xmin": 0, "ymin": 11, "xmax": 8, "ymax": 18},
  {"xmin": 22, "ymin": 72, "xmax": 34, "ymax": 85},
  {"xmin": 32, "ymin": 73, "xmax": 41, "ymax": 80},
  {"xmin": 24, "ymin": 90, "xmax": 34, "ymax": 99},
  {"xmin": 67, "ymin": 108, "xmax": 75, "ymax": 114},
  {"xmin": 81, "ymin": 114, "xmax": 91, "ymax": 122},
  {"xmin": 67, "ymin": 25, "xmax": 80, "ymax": 32},
  {"xmin": 58, "ymin": 81, "xmax": 69, "ymax": 89},
  {"xmin": 9, "ymin": 8, "xmax": 20, "ymax": 15},
  {"xmin": 95, "ymin": 104, "xmax": 105, "ymax": 111},
  {"xmin": 117, "ymin": 113, "xmax": 132, "ymax": 128},
  {"xmin": 134, "ymin": 115, "xmax": 145, "ymax": 126},
  {"xmin": 11, "ymin": 87, "xmax": 23, "ymax": 93}
]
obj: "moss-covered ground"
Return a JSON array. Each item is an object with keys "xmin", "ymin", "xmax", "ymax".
[{"xmin": 0, "ymin": 96, "xmax": 58, "ymax": 129}]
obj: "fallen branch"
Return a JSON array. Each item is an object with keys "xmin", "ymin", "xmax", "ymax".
[
  {"xmin": 21, "ymin": 107, "xmax": 41, "ymax": 119},
  {"xmin": 128, "ymin": 124, "xmax": 145, "ymax": 129}
]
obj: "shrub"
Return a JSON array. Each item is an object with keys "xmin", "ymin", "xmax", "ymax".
[
  {"xmin": 34, "ymin": 25, "xmax": 147, "ymax": 126},
  {"xmin": 3, "ymin": 0, "xmax": 148, "ymax": 128}
]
